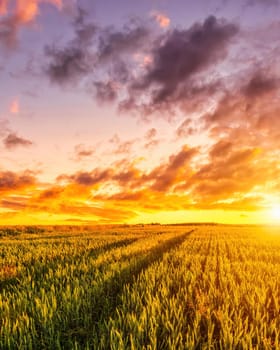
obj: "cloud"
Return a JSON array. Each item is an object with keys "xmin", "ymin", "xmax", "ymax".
[
  {"xmin": 245, "ymin": 0, "xmax": 279, "ymax": 6},
  {"xmin": 73, "ymin": 143, "xmax": 94, "ymax": 160},
  {"xmin": 44, "ymin": 14, "xmax": 152, "ymax": 97},
  {"xmin": 93, "ymin": 80, "xmax": 119, "ymax": 103},
  {"xmin": 0, "ymin": 0, "xmax": 63, "ymax": 49},
  {"xmin": 176, "ymin": 119, "xmax": 195, "ymax": 138},
  {"xmin": 58, "ymin": 169, "xmax": 112, "ymax": 187},
  {"xmin": 1, "ymin": 137, "xmax": 280, "ymax": 221},
  {"xmin": 56, "ymin": 144, "xmax": 198, "ymax": 194},
  {"xmin": 145, "ymin": 128, "xmax": 157, "ymax": 140},
  {"xmin": 0, "ymin": 0, "xmax": 7, "ymax": 15},
  {"xmin": 38, "ymin": 186, "xmax": 64, "ymax": 200},
  {"xmin": 209, "ymin": 139, "xmax": 233, "ymax": 158},
  {"xmin": 150, "ymin": 145, "xmax": 198, "ymax": 192},
  {"xmin": 3, "ymin": 132, "xmax": 33, "ymax": 149},
  {"xmin": 144, "ymin": 139, "xmax": 160, "ymax": 149},
  {"xmin": 45, "ymin": 44, "xmax": 92, "ymax": 85},
  {"xmin": 58, "ymin": 203, "xmax": 137, "ymax": 222},
  {"xmin": 182, "ymin": 137, "xmax": 280, "ymax": 207},
  {"xmin": 109, "ymin": 191, "xmax": 144, "ymax": 201},
  {"xmin": 2, "ymin": 8, "xmax": 280, "ymax": 223},
  {"xmin": 144, "ymin": 128, "xmax": 159, "ymax": 148},
  {"xmin": 44, "ymin": 7, "xmax": 96, "ymax": 85},
  {"xmin": 194, "ymin": 148, "xmax": 258, "ymax": 184},
  {"xmin": 114, "ymin": 140, "xmax": 135, "ymax": 155},
  {"xmin": 97, "ymin": 18, "xmax": 150, "ymax": 62},
  {"xmin": 91, "ymin": 20, "xmax": 151, "ymax": 101},
  {"xmin": 9, "ymin": 98, "xmax": 19, "ymax": 114},
  {"xmin": 43, "ymin": 13, "xmax": 238, "ymax": 120},
  {"xmin": 0, "ymin": 170, "xmax": 36, "ymax": 192},
  {"xmin": 151, "ymin": 11, "xmax": 170, "ymax": 28},
  {"xmin": 1, "ymin": 198, "xmax": 27, "ymax": 210},
  {"xmin": 108, "ymin": 134, "xmax": 137, "ymax": 155},
  {"xmin": 138, "ymin": 16, "xmax": 237, "ymax": 94},
  {"xmin": 44, "ymin": 12, "xmax": 149, "ymax": 86},
  {"xmin": 91, "ymin": 60, "xmax": 130, "ymax": 104},
  {"xmin": 243, "ymin": 71, "xmax": 278, "ymax": 98},
  {"xmin": 203, "ymin": 67, "xmax": 280, "ymax": 151},
  {"xmin": 118, "ymin": 16, "xmax": 238, "ymax": 116},
  {"xmin": 16, "ymin": 0, "xmax": 62, "ymax": 23},
  {"xmin": 16, "ymin": 0, "xmax": 39, "ymax": 24},
  {"xmin": 0, "ymin": 14, "xmax": 19, "ymax": 49}
]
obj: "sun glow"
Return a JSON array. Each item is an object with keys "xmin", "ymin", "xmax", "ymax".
[{"xmin": 270, "ymin": 205, "xmax": 280, "ymax": 221}]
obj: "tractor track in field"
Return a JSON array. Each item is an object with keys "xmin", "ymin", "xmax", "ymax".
[
  {"xmin": 74, "ymin": 229, "xmax": 196, "ymax": 348},
  {"xmin": 1, "ymin": 230, "xmax": 195, "ymax": 349},
  {"xmin": 0, "ymin": 237, "xmax": 139, "ymax": 293}
]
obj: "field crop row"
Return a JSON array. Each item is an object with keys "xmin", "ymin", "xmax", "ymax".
[
  {"xmin": 109, "ymin": 226, "xmax": 280, "ymax": 349},
  {"xmin": 1, "ymin": 225, "xmax": 280, "ymax": 349}
]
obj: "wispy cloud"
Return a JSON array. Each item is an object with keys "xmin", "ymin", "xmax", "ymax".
[
  {"xmin": 9, "ymin": 98, "xmax": 19, "ymax": 114},
  {"xmin": 3, "ymin": 132, "xmax": 33, "ymax": 149},
  {"xmin": 245, "ymin": 0, "xmax": 279, "ymax": 6},
  {"xmin": 73, "ymin": 143, "xmax": 94, "ymax": 161}
]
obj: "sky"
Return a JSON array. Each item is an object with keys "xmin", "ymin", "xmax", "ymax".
[{"xmin": 0, "ymin": 0, "xmax": 280, "ymax": 225}]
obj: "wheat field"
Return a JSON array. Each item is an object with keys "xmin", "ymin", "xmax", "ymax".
[{"xmin": 0, "ymin": 224, "xmax": 280, "ymax": 349}]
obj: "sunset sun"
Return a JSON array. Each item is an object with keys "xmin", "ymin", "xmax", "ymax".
[{"xmin": 271, "ymin": 205, "xmax": 280, "ymax": 221}]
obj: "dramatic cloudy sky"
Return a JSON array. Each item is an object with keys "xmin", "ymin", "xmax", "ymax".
[{"xmin": 0, "ymin": 0, "xmax": 280, "ymax": 224}]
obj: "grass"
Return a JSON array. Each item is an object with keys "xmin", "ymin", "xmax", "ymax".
[{"xmin": 0, "ymin": 224, "xmax": 280, "ymax": 349}]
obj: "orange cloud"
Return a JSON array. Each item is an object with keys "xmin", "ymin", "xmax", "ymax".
[
  {"xmin": 152, "ymin": 11, "xmax": 171, "ymax": 28},
  {"xmin": 16, "ymin": 0, "xmax": 62, "ymax": 23},
  {"xmin": 16, "ymin": 0, "xmax": 38, "ymax": 23},
  {"xmin": 0, "ymin": 0, "xmax": 63, "ymax": 48},
  {"xmin": 149, "ymin": 146, "xmax": 198, "ymax": 192},
  {"xmin": 0, "ymin": 135, "xmax": 279, "ymax": 224},
  {"xmin": 9, "ymin": 98, "xmax": 19, "ymax": 114},
  {"xmin": 0, "ymin": 0, "xmax": 8, "ymax": 15},
  {"xmin": 0, "ymin": 170, "xmax": 37, "ymax": 193},
  {"xmin": 209, "ymin": 140, "xmax": 233, "ymax": 159}
]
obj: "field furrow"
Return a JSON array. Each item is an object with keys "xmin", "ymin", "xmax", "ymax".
[{"xmin": 1, "ymin": 225, "xmax": 280, "ymax": 349}]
